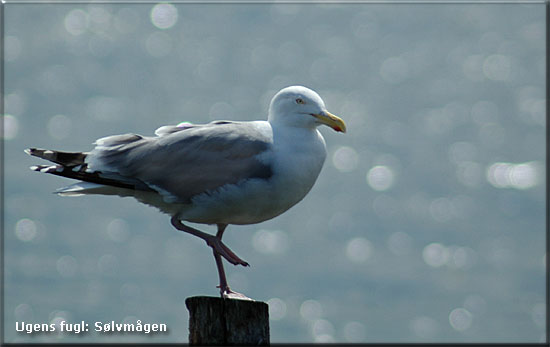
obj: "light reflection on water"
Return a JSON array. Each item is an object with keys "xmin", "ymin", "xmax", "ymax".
[
  {"xmin": 5, "ymin": 2, "xmax": 545, "ymax": 344},
  {"xmin": 449, "ymin": 307, "xmax": 473, "ymax": 332},
  {"xmin": 56, "ymin": 255, "xmax": 78, "ymax": 278},
  {"xmin": 267, "ymin": 297, "xmax": 287, "ymax": 321},
  {"xmin": 150, "ymin": 3, "xmax": 178, "ymax": 30},
  {"xmin": 486, "ymin": 161, "xmax": 541, "ymax": 190},
  {"xmin": 332, "ymin": 146, "xmax": 359, "ymax": 173},
  {"xmin": 300, "ymin": 299, "xmax": 323, "ymax": 322}
]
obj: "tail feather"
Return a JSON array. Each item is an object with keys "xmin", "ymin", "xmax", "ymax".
[
  {"xmin": 25, "ymin": 148, "xmax": 88, "ymax": 167},
  {"xmin": 56, "ymin": 181, "xmax": 136, "ymax": 197},
  {"xmin": 25, "ymin": 147, "xmax": 153, "ymax": 193}
]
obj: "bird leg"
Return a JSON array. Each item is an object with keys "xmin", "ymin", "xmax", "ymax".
[
  {"xmin": 170, "ymin": 217, "xmax": 249, "ymax": 267},
  {"xmin": 170, "ymin": 217, "xmax": 252, "ymax": 299}
]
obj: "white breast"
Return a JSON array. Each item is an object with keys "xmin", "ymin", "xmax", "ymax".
[{"xmin": 269, "ymin": 126, "xmax": 327, "ymax": 207}]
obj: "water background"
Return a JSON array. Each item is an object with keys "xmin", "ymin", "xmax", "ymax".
[{"xmin": 3, "ymin": 2, "xmax": 546, "ymax": 343}]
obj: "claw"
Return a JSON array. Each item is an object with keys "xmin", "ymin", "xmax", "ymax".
[{"xmin": 218, "ymin": 285, "xmax": 254, "ymax": 301}]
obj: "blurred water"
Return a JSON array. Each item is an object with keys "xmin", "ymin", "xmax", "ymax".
[{"xmin": 4, "ymin": 2, "xmax": 546, "ymax": 343}]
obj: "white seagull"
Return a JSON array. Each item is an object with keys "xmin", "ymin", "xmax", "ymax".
[{"xmin": 26, "ymin": 85, "xmax": 346, "ymax": 299}]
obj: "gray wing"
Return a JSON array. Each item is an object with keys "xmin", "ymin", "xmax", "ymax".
[{"xmin": 87, "ymin": 121, "xmax": 273, "ymax": 203}]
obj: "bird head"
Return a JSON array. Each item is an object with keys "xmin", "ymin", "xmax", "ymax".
[{"xmin": 268, "ymin": 86, "xmax": 346, "ymax": 133}]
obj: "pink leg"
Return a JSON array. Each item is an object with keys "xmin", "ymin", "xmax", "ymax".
[
  {"xmin": 170, "ymin": 217, "xmax": 251, "ymax": 299},
  {"xmin": 170, "ymin": 217, "xmax": 248, "ymax": 266}
]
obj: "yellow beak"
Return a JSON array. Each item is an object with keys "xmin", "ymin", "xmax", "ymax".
[{"xmin": 312, "ymin": 110, "xmax": 347, "ymax": 133}]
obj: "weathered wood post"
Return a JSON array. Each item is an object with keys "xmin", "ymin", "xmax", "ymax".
[{"xmin": 185, "ymin": 296, "xmax": 270, "ymax": 345}]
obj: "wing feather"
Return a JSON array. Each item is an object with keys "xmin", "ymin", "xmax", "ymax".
[{"xmin": 87, "ymin": 121, "xmax": 274, "ymax": 203}]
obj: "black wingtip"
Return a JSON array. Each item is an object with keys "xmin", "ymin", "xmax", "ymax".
[{"xmin": 25, "ymin": 147, "xmax": 43, "ymax": 158}]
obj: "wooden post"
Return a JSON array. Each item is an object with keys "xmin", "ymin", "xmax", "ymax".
[{"xmin": 185, "ymin": 296, "xmax": 270, "ymax": 345}]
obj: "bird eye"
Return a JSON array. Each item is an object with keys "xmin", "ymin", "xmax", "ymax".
[{"xmin": 295, "ymin": 98, "xmax": 305, "ymax": 104}]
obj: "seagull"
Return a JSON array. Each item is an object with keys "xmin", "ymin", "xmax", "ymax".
[{"xmin": 25, "ymin": 85, "xmax": 346, "ymax": 299}]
